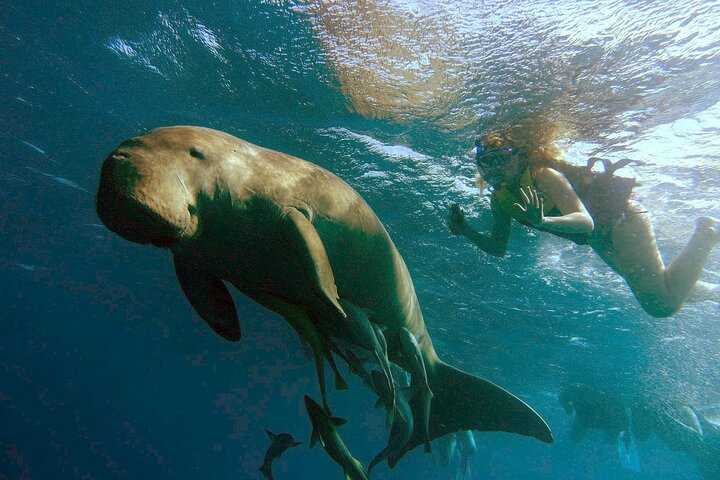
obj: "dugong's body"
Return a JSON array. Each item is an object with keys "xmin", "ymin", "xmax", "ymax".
[{"xmin": 96, "ymin": 126, "xmax": 552, "ymax": 464}]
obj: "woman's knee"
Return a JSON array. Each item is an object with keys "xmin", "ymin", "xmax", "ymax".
[{"xmin": 635, "ymin": 294, "xmax": 681, "ymax": 318}]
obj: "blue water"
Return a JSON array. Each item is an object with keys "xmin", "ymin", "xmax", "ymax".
[{"xmin": 2, "ymin": 0, "xmax": 719, "ymax": 478}]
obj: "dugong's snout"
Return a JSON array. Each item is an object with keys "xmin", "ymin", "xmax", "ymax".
[{"xmin": 96, "ymin": 148, "xmax": 197, "ymax": 248}]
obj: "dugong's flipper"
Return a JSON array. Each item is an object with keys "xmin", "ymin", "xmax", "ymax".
[
  {"xmin": 280, "ymin": 207, "xmax": 346, "ymax": 318},
  {"xmin": 174, "ymin": 260, "xmax": 241, "ymax": 341}
]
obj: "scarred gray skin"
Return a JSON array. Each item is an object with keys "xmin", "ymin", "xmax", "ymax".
[{"xmin": 96, "ymin": 126, "xmax": 553, "ymax": 465}]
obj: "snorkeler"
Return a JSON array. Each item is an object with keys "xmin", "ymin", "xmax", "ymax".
[{"xmin": 449, "ymin": 131, "xmax": 719, "ymax": 317}]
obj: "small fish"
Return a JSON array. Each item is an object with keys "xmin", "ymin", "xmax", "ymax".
[
  {"xmin": 698, "ymin": 404, "xmax": 720, "ymax": 431},
  {"xmin": 53, "ymin": 176, "xmax": 88, "ymax": 192},
  {"xmin": 21, "ymin": 140, "xmax": 46, "ymax": 155},
  {"xmin": 304, "ymin": 395, "xmax": 369, "ymax": 480},
  {"xmin": 398, "ymin": 327, "xmax": 433, "ymax": 452},
  {"xmin": 369, "ymin": 374, "xmax": 415, "ymax": 473},
  {"xmin": 370, "ymin": 369, "xmax": 395, "ymax": 416},
  {"xmin": 676, "ymin": 405, "xmax": 703, "ymax": 438},
  {"xmin": 344, "ymin": 349, "xmax": 373, "ymax": 389},
  {"xmin": 321, "ymin": 301, "xmax": 395, "ymax": 422},
  {"xmin": 258, "ymin": 429, "xmax": 302, "ymax": 480},
  {"xmin": 268, "ymin": 299, "xmax": 347, "ymax": 412},
  {"xmin": 26, "ymin": 167, "xmax": 88, "ymax": 192}
]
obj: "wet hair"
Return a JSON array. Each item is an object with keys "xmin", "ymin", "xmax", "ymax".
[
  {"xmin": 475, "ymin": 126, "xmax": 587, "ymax": 190},
  {"xmin": 479, "ymin": 129, "xmax": 560, "ymax": 168}
]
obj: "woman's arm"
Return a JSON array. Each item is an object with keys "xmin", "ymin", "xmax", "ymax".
[
  {"xmin": 449, "ymin": 195, "xmax": 512, "ymax": 257},
  {"xmin": 518, "ymin": 168, "xmax": 594, "ymax": 235}
]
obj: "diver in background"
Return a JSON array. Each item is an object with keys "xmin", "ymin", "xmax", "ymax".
[
  {"xmin": 449, "ymin": 130, "xmax": 719, "ymax": 317},
  {"xmin": 559, "ymin": 383, "xmax": 633, "ymax": 444},
  {"xmin": 433, "ymin": 431, "xmax": 476, "ymax": 480},
  {"xmin": 455, "ymin": 430, "xmax": 477, "ymax": 480},
  {"xmin": 559, "ymin": 384, "xmax": 643, "ymax": 472},
  {"xmin": 559, "ymin": 383, "xmax": 720, "ymax": 478}
]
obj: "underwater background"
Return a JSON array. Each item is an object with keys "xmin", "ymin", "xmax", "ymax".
[{"xmin": 1, "ymin": 0, "xmax": 719, "ymax": 478}]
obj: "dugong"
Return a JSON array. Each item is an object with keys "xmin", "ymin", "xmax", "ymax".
[{"xmin": 95, "ymin": 126, "xmax": 553, "ymax": 464}]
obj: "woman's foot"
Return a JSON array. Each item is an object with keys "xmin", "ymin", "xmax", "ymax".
[{"xmin": 695, "ymin": 217, "xmax": 720, "ymax": 242}]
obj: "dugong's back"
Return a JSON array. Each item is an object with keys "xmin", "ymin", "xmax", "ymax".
[{"xmin": 160, "ymin": 126, "xmax": 424, "ymax": 335}]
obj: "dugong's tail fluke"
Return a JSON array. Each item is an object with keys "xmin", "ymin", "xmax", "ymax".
[
  {"xmin": 389, "ymin": 360, "xmax": 553, "ymax": 467},
  {"xmin": 428, "ymin": 361, "xmax": 553, "ymax": 441}
]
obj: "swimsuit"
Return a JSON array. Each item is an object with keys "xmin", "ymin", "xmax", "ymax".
[{"xmin": 493, "ymin": 161, "xmax": 637, "ymax": 246}]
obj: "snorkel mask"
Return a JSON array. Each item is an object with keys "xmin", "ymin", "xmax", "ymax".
[{"xmin": 475, "ymin": 139, "xmax": 514, "ymax": 187}]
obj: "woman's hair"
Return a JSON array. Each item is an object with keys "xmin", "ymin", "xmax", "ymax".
[
  {"xmin": 475, "ymin": 125, "xmax": 587, "ymax": 189},
  {"xmin": 479, "ymin": 128, "xmax": 561, "ymax": 169}
]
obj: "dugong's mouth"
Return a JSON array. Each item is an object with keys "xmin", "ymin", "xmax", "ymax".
[
  {"xmin": 96, "ymin": 152, "xmax": 183, "ymax": 248},
  {"xmin": 112, "ymin": 201, "xmax": 180, "ymax": 247}
]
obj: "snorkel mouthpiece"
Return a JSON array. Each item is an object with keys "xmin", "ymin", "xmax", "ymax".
[{"xmin": 474, "ymin": 139, "xmax": 484, "ymax": 159}]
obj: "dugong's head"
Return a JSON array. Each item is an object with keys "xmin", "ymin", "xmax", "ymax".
[{"xmin": 96, "ymin": 127, "xmax": 214, "ymax": 247}]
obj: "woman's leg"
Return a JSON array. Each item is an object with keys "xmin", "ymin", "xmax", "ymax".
[{"xmin": 592, "ymin": 201, "xmax": 719, "ymax": 317}]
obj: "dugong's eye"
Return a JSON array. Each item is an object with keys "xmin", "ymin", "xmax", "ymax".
[
  {"xmin": 118, "ymin": 138, "xmax": 146, "ymax": 149},
  {"xmin": 189, "ymin": 148, "xmax": 206, "ymax": 160}
]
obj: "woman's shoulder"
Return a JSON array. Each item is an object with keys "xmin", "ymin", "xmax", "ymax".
[
  {"xmin": 531, "ymin": 166, "xmax": 571, "ymax": 185},
  {"xmin": 531, "ymin": 166, "xmax": 579, "ymax": 204}
]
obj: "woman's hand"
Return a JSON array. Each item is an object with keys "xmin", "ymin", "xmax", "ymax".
[
  {"xmin": 514, "ymin": 186, "xmax": 545, "ymax": 227},
  {"xmin": 449, "ymin": 203, "xmax": 467, "ymax": 235}
]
